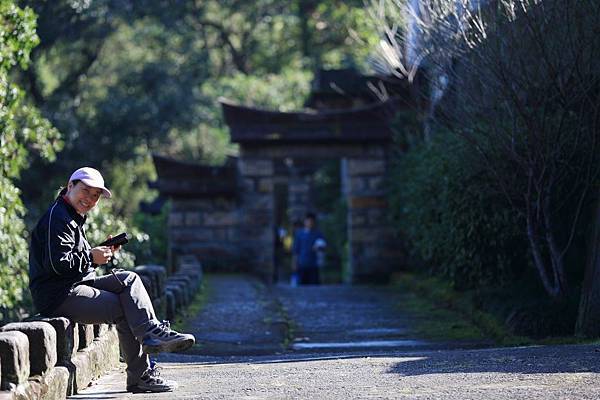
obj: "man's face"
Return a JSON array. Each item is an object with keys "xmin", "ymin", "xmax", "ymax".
[
  {"xmin": 304, "ymin": 217, "xmax": 315, "ymax": 229},
  {"xmin": 66, "ymin": 181, "xmax": 102, "ymax": 214}
]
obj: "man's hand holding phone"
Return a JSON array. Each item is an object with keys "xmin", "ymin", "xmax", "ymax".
[
  {"xmin": 93, "ymin": 233, "xmax": 129, "ymax": 265},
  {"xmin": 91, "ymin": 246, "xmax": 113, "ymax": 264}
]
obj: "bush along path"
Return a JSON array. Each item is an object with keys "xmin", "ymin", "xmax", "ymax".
[{"xmin": 70, "ymin": 276, "xmax": 600, "ymax": 399}]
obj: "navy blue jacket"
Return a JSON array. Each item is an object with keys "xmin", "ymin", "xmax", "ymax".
[
  {"xmin": 29, "ymin": 196, "xmax": 96, "ymax": 314},
  {"xmin": 293, "ymin": 228, "xmax": 324, "ymax": 269}
]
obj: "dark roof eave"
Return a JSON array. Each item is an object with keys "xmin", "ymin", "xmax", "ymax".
[
  {"xmin": 220, "ymin": 98, "xmax": 399, "ymax": 144},
  {"xmin": 151, "ymin": 180, "xmax": 237, "ymax": 199},
  {"xmin": 228, "ymin": 129, "xmax": 393, "ymax": 144},
  {"xmin": 152, "ymin": 154, "xmax": 236, "ymax": 180},
  {"xmin": 219, "ymin": 97, "xmax": 401, "ymax": 121}
]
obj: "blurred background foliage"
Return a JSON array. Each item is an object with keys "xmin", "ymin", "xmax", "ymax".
[
  {"xmin": 5, "ymin": 0, "xmax": 595, "ymax": 338},
  {"xmin": 0, "ymin": 0, "xmax": 62, "ymax": 321},
  {"xmin": 1, "ymin": 0, "xmax": 379, "ymax": 320}
]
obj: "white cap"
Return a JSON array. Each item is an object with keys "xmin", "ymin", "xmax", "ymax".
[{"xmin": 69, "ymin": 167, "xmax": 112, "ymax": 198}]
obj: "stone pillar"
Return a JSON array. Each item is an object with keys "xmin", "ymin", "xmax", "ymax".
[
  {"xmin": 0, "ymin": 322, "xmax": 57, "ymax": 377},
  {"xmin": 343, "ymin": 155, "xmax": 398, "ymax": 283},
  {"xmin": 0, "ymin": 331, "xmax": 29, "ymax": 390},
  {"xmin": 288, "ymin": 175, "xmax": 311, "ymax": 224},
  {"xmin": 238, "ymin": 157, "xmax": 275, "ymax": 281}
]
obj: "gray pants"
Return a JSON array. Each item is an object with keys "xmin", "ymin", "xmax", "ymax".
[{"xmin": 51, "ymin": 270, "xmax": 156, "ymax": 386}]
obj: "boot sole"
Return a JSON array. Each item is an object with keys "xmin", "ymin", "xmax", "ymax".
[{"xmin": 142, "ymin": 336, "xmax": 195, "ymax": 354}]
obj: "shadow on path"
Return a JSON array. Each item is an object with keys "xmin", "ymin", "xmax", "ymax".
[{"xmin": 387, "ymin": 344, "xmax": 600, "ymax": 376}]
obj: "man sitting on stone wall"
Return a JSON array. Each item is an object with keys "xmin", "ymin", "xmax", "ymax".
[{"xmin": 28, "ymin": 167, "xmax": 195, "ymax": 393}]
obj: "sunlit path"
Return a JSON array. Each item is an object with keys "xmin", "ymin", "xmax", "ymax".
[{"xmin": 71, "ymin": 275, "xmax": 600, "ymax": 399}]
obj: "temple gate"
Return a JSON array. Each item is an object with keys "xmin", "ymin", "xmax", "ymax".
[{"xmin": 153, "ymin": 69, "xmax": 411, "ymax": 283}]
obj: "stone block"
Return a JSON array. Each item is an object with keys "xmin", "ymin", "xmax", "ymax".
[
  {"xmin": 173, "ymin": 198, "xmax": 215, "ymax": 212},
  {"xmin": 238, "ymin": 159, "xmax": 273, "ymax": 177},
  {"xmin": 172, "ymin": 281, "xmax": 191, "ymax": 305},
  {"xmin": 30, "ymin": 317, "xmax": 77, "ymax": 364},
  {"xmin": 172, "ymin": 271, "xmax": 199, "ymax": 298},
  {"xmin": 368, "ymin": 176, "xmax": 385, "ymax": 191},
  {"xmin": 41, "ymin": 365, "xmax": 69, "ymax": 400},
  {"xmin": 347, "ymin": 177, "xmax": 367, "ymax": 193},
  {"xmin": 169, "ymin": 276, "xmax": 192, "ymax": 295},
  {"xmin": 240, "ymin": 177, "xmax": 255, "ymax": 192},
  {"xmin": 152, "ymin": 297, "xmax": 166, "ymax": 321},
  {"xmin": 346, "ymin": 159, "xmax": 386, "ymax": 176},
  {"xmin": 185, "ymin": 212, "xmax": 202, "ymax": 226},
  {"xmin": 350, "ymin": 213, "xmax": 367, "ymax": 226},
  {"xmin": 166, "ymin": 284, "xmax": 186, "ymax": 309},
  {"xmin": 242, "ymin": 193, "xmax": 273, "ymax": 210},
  {"xmin": 289, "ymin": 190, "xmax": 309, "ymax": 201},
  {"xmin": 168, "ymin": 212, "xmax": 184, "ymax": 227},
  {"xmin": 349, "ymin": 196, "xmax": 387, "ymax": 209},
  {"xmin": 241, "ymin": 210, "xmax": 271, "ymax": 226},
  {"xmin": 178, "ymin": 255, "xmax": 199, "ymax": 265},
  {"xmin": 139, "ymin": 274, "xmax": 153, "ymax": 298},
  {"xmin": 165, "ymin": 291, "xmax": 176, "ymax": 321},
  {"xmin": 165, "ymin": 286, "xmax": 180, "ymax": 311},
  {"xmin": 204, "ymin": 212, "xmax": 237, "ymax": 227},
  {"xmin": 179, "ymin": 262, "xmax": 201, "ymax": 273},
  {"xmin": 368, "ymin": 208, "xmax": 386, "ymax": 224},
  {"xmin": 226, "ymin": 227, "xmax": 239, "ymax": 241},
  {"xmin": 135, "ymin": 265, "xmax": 167, "ymax": 297},
  {"xmin": 288, "ymin": 182, "xmax": 310, "ymax": 193},
  {"xmin": 350, "ymin": 228, "xmax": 380, "ymax": 243},
  {"xmin": 178, "ymin": 264, "xmax": 203, "ymax": 283},
  {"xmin": 171, "ymin": 228, "xmax": 213, "ymax": 242},
  {"xmin": 1, "ymin": 322, "xmax": 57, "ymax": 376},
  {"xmin": 78, "ymin": 324, "xmax": 95, "ymax": 350},
  {"xmin": 257, "ymin": 178, "xmax": 273, "ymax": 193},
  {"xmin": 0, "ymin": 331, "xmax": 29, "ymax": 390},
  {"xmin": 207, "ymin": 228, "xmax": 225, "ymax": 241},
  {"xmin": 70, "ymin": 327, "xmax": 119, "ymax": 393}
]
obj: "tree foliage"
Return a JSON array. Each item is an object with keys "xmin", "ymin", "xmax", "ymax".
[
  {"xmin": 370, "ymin": 0, "xmax": 600, "ymax": 301},
  {"xmin": 17, "ymin": 0, "xmax": 379, "ymax": 215},
  {"xmin": 0, "ymin": 0, "xmax": 62, "ymax": 320},
  {"xmin": 389, "ymin": 131, "xmax": 528, "ymax": 289}
]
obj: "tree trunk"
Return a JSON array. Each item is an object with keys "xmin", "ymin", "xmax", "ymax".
[
  {"xmin": 576, "ymin": 193, "xmax": 600, "ymax": 337},
  {"xmin": 526, "ymin": 210, "xmax": 566, "ymax": 299}
]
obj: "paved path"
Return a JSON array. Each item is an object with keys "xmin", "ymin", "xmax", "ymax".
[
  {"xmin": 183, "ymin": 275, "xmax": 286, "ymax": 356},
  {"xmin": 71, "ymin": 275, "xmax": 600, "ymax": 399}
]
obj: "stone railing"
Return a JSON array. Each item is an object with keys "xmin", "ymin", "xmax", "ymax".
[{"xmin": 0, "ymin": 256, "xmax": 203, "ymax": 399}]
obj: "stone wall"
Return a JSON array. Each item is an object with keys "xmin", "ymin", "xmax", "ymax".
[
  {"xmin": 0, "ymin": 319, "xmax": 118, "ymax": 400},
  {"xmin": 169, "ymin": 198, "xmax": 241, "ymax": 274},
  {"xmin": 161, "ymin": 140, "xmax": 403, "ymax": 282},
  {"xmin": 342, "ymin": 155, "xmax": 401, "ymax": 282},
  {"xmin": 0, "ymin": 256, "xmax": 203, "ymax": 399},
  {"xmin": 237, "ymin": 156, "xmax": 275, "ymax": 281}
]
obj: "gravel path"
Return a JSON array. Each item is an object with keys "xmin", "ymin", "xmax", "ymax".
[{"xmin": 70, "ymin": 275, "xmax": 600, "ymax": 399}]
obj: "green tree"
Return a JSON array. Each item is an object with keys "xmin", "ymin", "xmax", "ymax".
[
  {"xmin": 0, "ymin": 0, "xmax": 62, "ymax": 321},
  {"xmin": 11, "ymin": 1, "xmax": 381, "ymax": 290},
  {"xmin": 17, "ymin": 0, "xmax": 378, "ymax": 211}
]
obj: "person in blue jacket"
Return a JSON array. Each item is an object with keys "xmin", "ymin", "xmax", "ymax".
[
  {"xmin": 292, "ymin": 212, "xmax": 327, "ymax": 285},
  {"xmin": 28, "ymin": 167, "xmax": 195, "ymax": 393}
]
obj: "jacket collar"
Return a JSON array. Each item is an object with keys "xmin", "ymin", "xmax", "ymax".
[{"xmin": 58, "ymin": 196, "xmax": 87, "ymax": 226}]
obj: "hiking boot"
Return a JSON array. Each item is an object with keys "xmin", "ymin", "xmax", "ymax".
[
  {"xmin": 142, "ymin": 320, "xmax": 195, "ymax": 354},
  {"xmin": 127, "ymin": 364, "xmax": 177, "ymax": 393}
]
